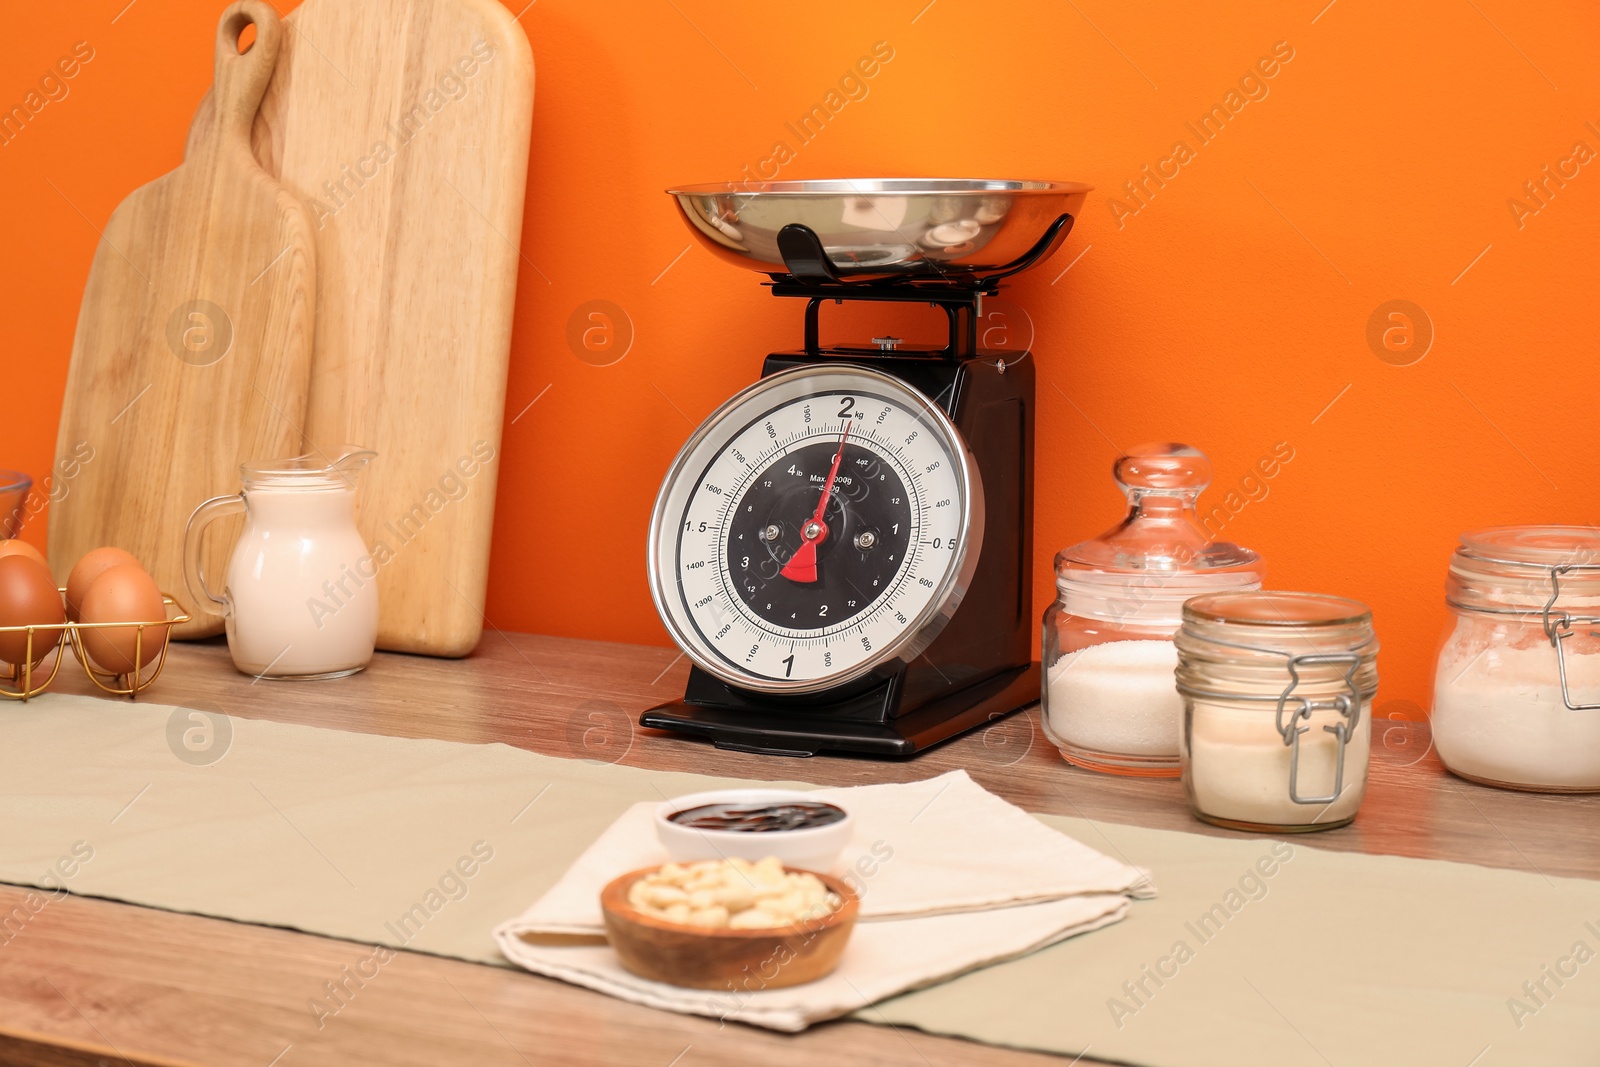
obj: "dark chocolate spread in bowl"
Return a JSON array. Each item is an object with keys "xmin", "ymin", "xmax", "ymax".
[{"xmin": 667, "ymin": 801, "xmax": 846, "ymax": 832}]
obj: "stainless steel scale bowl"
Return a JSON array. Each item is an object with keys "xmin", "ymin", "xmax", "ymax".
[{"xmin": 667, "ymin": 178, "xmax": 1091, "ymax": 280}]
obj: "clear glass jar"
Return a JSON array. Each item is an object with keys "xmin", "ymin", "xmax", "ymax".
[
  {"xmin": 1041, "ymin": 444, "xmax": 1262, "ymax": 776},
  {"xmin": 1176, "ymin": 591, "xmax": 1377, "ymax": 832},
  {"xmin": 1432, "ymin": 526, "xmax": 1600, "ymax": 792}
]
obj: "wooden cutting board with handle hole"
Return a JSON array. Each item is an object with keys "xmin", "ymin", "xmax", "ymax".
[
  {"xmin": 51, "ymin": 1, "xmax": 316, "ymax": 640},
  {"xmin": 188, "ymin": 0, "xmax": 535, "ymax": 657}
]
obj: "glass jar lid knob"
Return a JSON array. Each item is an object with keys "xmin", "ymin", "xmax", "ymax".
[
  {"xmin": 1113, "ymin": 442, "xmax": 1211, "ymax": 503},
  {"xmin": 1057, "ymin": 442, "xmax": 1261, "ymax": 576}
]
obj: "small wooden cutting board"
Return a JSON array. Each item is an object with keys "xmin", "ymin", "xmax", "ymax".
[
  {"xmin": 189, "ymin": 0, "xmax": 535, "ymax": 657},
  {"xmin": 51, "ymin": 1, "xmax": 315, "ymax": 639}
]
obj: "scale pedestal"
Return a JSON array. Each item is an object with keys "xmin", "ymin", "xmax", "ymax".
[
  {"xmin": 643, "ymin": 663, "xmax": 1039, "ymax": 757},
  {"xmin": 644, "ymin": 216, "xmax": 1058, "ymax": 757}
]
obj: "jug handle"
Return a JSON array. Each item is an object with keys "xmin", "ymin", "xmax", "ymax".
[{"xmin": 184, "ymin": 493, "xmax": 247, "ymax": 615}]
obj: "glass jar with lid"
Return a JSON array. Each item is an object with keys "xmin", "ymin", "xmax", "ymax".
[
  {"xmin": 1432, "ymin": 526, "xmax": 1600, "ymax": 792},
  {"xmin": 1176, "ymin": 591, "xmax": 1378, "ymax": 832},
  {"xmin": 1040, "ymin": 443, "xmax": 1262, "ymax": 776}
]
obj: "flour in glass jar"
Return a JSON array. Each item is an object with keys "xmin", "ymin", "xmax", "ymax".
[{"xmin": 1432, "ymin": 638, "xmax": 1600, "ymax": 790}]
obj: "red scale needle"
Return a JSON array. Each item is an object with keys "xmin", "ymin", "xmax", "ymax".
[{"xmin": 780, "ymin": 423, "xmax": 852, "ymax": 584}]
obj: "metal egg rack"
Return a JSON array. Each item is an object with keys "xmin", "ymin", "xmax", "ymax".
[{"xmin": 0, "ymin": 589, "xmax": 190, "ymax": 701}]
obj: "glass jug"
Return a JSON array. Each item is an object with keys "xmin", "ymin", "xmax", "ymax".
[{"xmin": 184, "ymin": 448, "xmax": 378, "ymax": 679}]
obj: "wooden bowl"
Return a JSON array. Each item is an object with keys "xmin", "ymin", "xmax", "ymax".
[{"xmin": 600, "ymin": 865, "xmax": 860, "ymax": 991}]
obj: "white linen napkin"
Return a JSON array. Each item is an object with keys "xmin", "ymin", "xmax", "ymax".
[{"xmin": 494, "ymin": 770, "xmax": 1154, "ymax": 1031}]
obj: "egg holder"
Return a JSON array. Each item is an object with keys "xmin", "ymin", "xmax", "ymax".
[{"xmin": 0, "ymin": 588, "xmax": 190, "ymax": 701}]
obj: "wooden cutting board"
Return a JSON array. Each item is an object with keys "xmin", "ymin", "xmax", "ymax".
[
  {"xmin": 189, "ymin": 0, "xmax": 535, "ymax": 657},
  {"xmin": 51, "ymin": 1, "xmax": 316, "ymax": 640}
]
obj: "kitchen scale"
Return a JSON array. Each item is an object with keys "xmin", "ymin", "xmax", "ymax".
[{"xmin": 644, "ymin": 179, "xmax": 1090, "ymax": 757}]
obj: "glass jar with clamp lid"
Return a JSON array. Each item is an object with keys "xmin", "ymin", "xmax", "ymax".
[
  {"xmin": 1433, "ymin": 526, "xmax": 1600, "ymax": 792},
  {"xmin": 1175, "ymin": 591, "xmax": 1378, "ymax": 832}
]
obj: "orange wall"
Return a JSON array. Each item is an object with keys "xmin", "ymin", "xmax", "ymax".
[{"xmin": 4, "ymin": 1, "xmax": 1598, "ymax": 721}]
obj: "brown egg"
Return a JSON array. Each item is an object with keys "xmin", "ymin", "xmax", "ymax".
[
  {"xmin": 79, "ymin": 563, "xmax": 169, "ymax": 675},
  {"xmin": 0, "ymin": 539, "xmax": 48, "ymax": 569},
  {"xmin": 0, "ymin": 555, "xmax": 66, "ymax": 666},
  {"xmin": 66, "ymin": 546, "xmax": 144, "ymax": 622}
]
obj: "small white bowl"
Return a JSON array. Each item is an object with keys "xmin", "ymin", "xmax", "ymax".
[{"xmin": 654, "ymin": 789, "xmax": 853, "ymax": 873}]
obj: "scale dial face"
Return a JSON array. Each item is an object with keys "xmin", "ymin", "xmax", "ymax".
[{"xmin": 649, "ymin": 364, "xmax": 983, "ymax": 694}]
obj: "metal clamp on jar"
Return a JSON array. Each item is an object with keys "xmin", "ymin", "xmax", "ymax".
[
  {"xmin": 1041, "ymin": 443, "xmax": 1262, "ymax": 776},
  {"xmin": 1433, "ymin": 526, "xmax": 1600, "ymax": 793},
  {"xmin": 1176, "ymin": 592, "xmax": 1378, "ymax": 832}
]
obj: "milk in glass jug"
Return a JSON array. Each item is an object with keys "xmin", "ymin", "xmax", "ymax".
[{"xmin": 184, "ymin": 448, "xmax": 378, "ymax": 678}]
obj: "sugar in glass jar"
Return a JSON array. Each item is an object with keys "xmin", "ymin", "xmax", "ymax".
[{"xmin": 1041, "ymin": 444, "xmax": 1262, "ymax": 776}]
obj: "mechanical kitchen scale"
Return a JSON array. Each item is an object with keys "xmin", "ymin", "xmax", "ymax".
[{"xmin": 644, "ymin": 179, "xmax": 1090, "ymax": 757}]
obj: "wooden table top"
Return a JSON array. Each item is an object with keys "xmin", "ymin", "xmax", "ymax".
[{"xmin": 3, "ymin": 633, "xmax": 1596, "ymax": 1067}]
